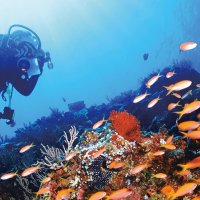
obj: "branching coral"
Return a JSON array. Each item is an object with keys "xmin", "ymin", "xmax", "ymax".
[
  {"xmin": 109, "ymin": 110, "xmax": 141, "ymax": 141},
  {"xmin": 36, "ymin": 126, "xmax": 78, "ymax": 169}
]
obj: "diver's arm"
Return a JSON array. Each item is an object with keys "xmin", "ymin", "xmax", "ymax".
[{"xmin": 12, "ymin": 75, "xmax": 39, "ymax": 96}]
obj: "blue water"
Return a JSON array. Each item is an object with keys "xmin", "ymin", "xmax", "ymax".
[{"xmin": 0, "ymin": 0, "xmax": 200, "ymax": 137}]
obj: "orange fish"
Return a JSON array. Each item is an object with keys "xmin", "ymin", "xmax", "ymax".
[
  {"xmin": 133, "ymin": 92, "xmax": 150, "ymax": 103},
  {"xmin": 161, "ymin": 185, "xmax": 175, "ymax": 198},
  {"xmin": 193, "ymin": 178, "xmax": 200, "ymax": 184},
  {"xmin": 161, "ymin": 144, "xmax": 176, "ymax": 150},
  {"xmin": 166, "ymin": 135, "xmax": 174, "ymax": 144},
  {"xmin": 176, "ymin": 169, "xmax": 191, "ymax": 177},
  {"xmin": 130, "ymin": 163, "xmax": 149, "ymax": 174},
  {"xmin": 19, "ymin": 143, "xmax": 35, "ymax": 153},
  {"xmin": 166, "ymin": 71, "xmax": 176, "ymax": 78},
  {"xmin": 178, "ymin": 156, "xmax": 200, "ymax": 171},
  {"xmin": 192, "ymin": 197, "xmax": 200, "ymax": 200},
  {"xmin": 148, "ymin": 151, "xmax": 165, "ymax": 158},
  {"xmin": 172, "ymin": 93, "xmax": 182, "ymax": 99},
  {"xmin": 36, "ymin": 186, "xmax": 50, "ymax": 195},
  {"xmin": 171, "ymin": 182, "xmax": 197, "ymax": 199},
  {"xmin": 92, "ymin": 146, "xmax": 106, "ymax": 159},
  {"xmin": 0, "ymin": 172, "xmax": 18, "ymax": 180},
  {"xmin": 168, "ymin": 102, "xmax": 181, "ymax": 111},
  {"xmin": 93, "ymin": 118, "xmax": 107, "ymax": 129},
  {"xmin": 88, "ymin": 191, "xmax": 107, "ymax": 200},
  {"xmin": 108, "ymin": 161, "xmax": 126, "ymax": 169},
  {"xmin": 174, "ymin": 100, "xmax": 200, "ymax": 120},
  {"xmin": 180, "ymin": 42, "xmax": 197, "ymax": 51},
  {"xmin": 152, "ymin": 151, "xmax": 165, "ymax": 156},
  {"xmin": 163, "ymin": 80, "xmax": 192, "ymax": 96},
  {"xmin": 146, "ymin": 74, "xmax": 162, "ymax": 88},
  {"xmin": 65, "ymin": 149, "xmax": 79, "ymax": 161},
  {"xmin": 147, "ymin": 97, "xmax": 161, "ymax": 108},
  {"xmin": 108, "ymin": 188, "xmax": 132, "ymax": 199},
  {"xmin": 21, "ymin": 166, "xmax": 40, "ymax": 177},
  {"xmin": 56, "ymin": 189, "xmax": 73, "ymax": 200},
  {"xmin": 41, "ymin": 176, "xmax": 51, "ymax": 184},
  {"xmin": 153, "ymin": 173, "xmax": 167, "ymax": 179},
  {"xmin": 180, "ymin": 131, "xmax": 200, "ymax": 139},
  {"xmin": 178, "ymin": 121, "xmax": 200, "ymax": 131}
]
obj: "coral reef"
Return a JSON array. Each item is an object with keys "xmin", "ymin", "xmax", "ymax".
[
  {"xmin": 0, "ymin": 62, "xmax": 200, "ymax": 199},
  {"xmin": 68, "ymin": 101, "xmax": 86, "ymax": 112}
]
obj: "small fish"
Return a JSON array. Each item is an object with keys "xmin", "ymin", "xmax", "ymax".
[
  {"xmin": 148, "ymin": 151, "xmax": 165, "ymax": 158},
  {"xmin": 152, "ymin": 151, "xmax": 165, "ymax": 156},
  {"xmin": 197, "ymin": 113, "xmax": 200, "ymax": 120},
  {"xmin": 19, "ymin": 143, "xmax": 35, "ymax": 153},
  {"xmin": 65, "ymin": 150, "xmax": 79, "ymax": 161},
  {"xmin": 133, "ymin": 92, "xmax": 150, "ymax": 103},
  {"xmin": 197, "ymin": 84, "xmax": 200, "ymax": 88},
  {"xmin": 171, "ymin": 182, "xmax": 197, "ymax": 199},
  {"xmin": 147, "ymin": 96, "xmax": 161, "ymax": 108},
  {"xmin": 35, "ymin": 186, "xmax": 50, "ymax": 195},
  {"xmin": 21, "ymin": 166, "xmax": 40, "ymax": 177},
  {"xmin": 174, "ymin": 100, "xmax": 200, "ymax": 120},
  {"xmin": 153, "ymin": 173, "xmax": 167, "ymax": 179},
  {"xmin": 88, "ymin": 191, "xmax": 107, "ymax": 200},
  {"xmin": 180, "ymin": 42, "xmax": 197, "ymax": 51},
  {"xmin": 93, "ymin": 118, "xmax": 107, "ymax": 130},
  {"xmin": 172, "ymin": 93, "xmax": 182, "ymax": 99},
  {"xmin": 166, "ymin": 71, "xmax": 176, "ymax": 78},
  {"xmin": 41, "ymin": 176, "xmax": 51, "ymax": 184},
  {"xmin": 163, "ymin": 80, "xmax": 192, "ymax": 96},
  {"xmin": 176, "ymin": 169, "xmax": 191, "ymax": 177},
  {"xmin": 178, "ymin": 156, "xmax": 200, "ymax": 171},
  {"xmin": 143, "ymin": 53, "xmax": 149, "ymax": 61},
  {"xmin": 62, "ymin": 97, "xmax": 66, "ymax": 102},
  {"xmin": 146, "ymin": 74, "xmax": 162, "ymax": 88},
  {"xmin": 193, "ymin": 178, "xmax": 200, "ymax": 184},
  {"xmin": 181, "ymin": 90, "xmax": 192, "ymax": 99},
  {"xmin": 56, "ymin": 189, "xmax": 73, "ymax": 200},
  {"xmin": 193, "ymin": 178, "xmax": 200, "ymax": 185},
  {"xmin": 92, "ymin": 146, "xmax": 106, "ymax": 159},
  {"xmin": 0, "ymin": 172, "xmax": 18, "ymax": 180},
  {"xmin": 168, "ymin": 102, "xmax": 181, "ymax": 111},
  {"xmin": 192, "ymin": 197, "xmax": 200, "ymax": 200},
  {"xmin": 177, "ymin": 121, "xmax": 200, "ymax": 131},
  {"xmin": 130, "ymin": 163, "xmax": 149, "ymax": 174},
  {"xmin": 180, "ymin": 131, "xmax": 200, "ymax": 139},
  {"xmin": 161, "ymin": 185, "xmax": 175, "ymax": 199},
  {"xmin": 166, "ymin": 135, "xmax": 174, "ymax": 144},
  {"xmin": 161, "ymin": 144, "xmax": 176, "ymax": 150},
  {"xmin": 108, "ymin": 188, "xmax": 132, "ymax": 199},
  {"xmin": 108, "ymin": 161, "xmax": 126, "ymax": 169}
]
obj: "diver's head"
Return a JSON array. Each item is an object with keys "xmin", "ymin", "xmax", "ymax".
[{"xmin": 4, "ymin": 24, "xmax": 53, "ymax": 95}]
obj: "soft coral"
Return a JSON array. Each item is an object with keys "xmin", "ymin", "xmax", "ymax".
[{"xmin": 109, "ymin": 110, "xmax": 141, "ymax": 142}]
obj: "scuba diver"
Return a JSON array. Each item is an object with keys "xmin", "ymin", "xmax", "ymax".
[{"xmin": 0, "ymin": 24, "xmax": 53, "ymax": 126}]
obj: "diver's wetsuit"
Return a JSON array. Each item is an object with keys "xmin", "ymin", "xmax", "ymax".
[
  {"xmin": 0, "ymin": 34, "xmax": 39, "ymax": 96},
  {"xmin": 0, "ymin": 24, "xmax": 53, "ymax": 124}
]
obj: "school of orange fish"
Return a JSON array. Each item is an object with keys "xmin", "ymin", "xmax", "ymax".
[{"xmin": 0, "ymin": 42, "xmax": 200, "ymax": 199}]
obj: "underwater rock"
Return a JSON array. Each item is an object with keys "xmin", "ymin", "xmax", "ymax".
[{"xmin": 68, "ymin": 101, "xmax": 86, "ymax": 112}]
